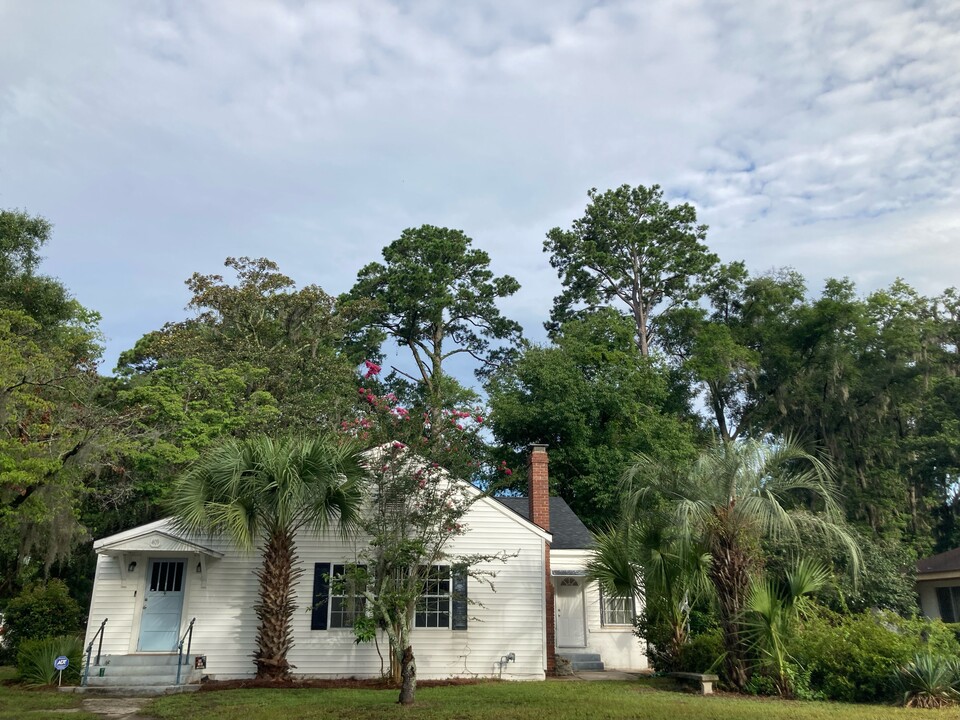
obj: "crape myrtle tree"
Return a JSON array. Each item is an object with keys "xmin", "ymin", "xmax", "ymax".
[
  {"xmin": 342, "ymin": 364, "xmax": 511, "ymax": 705},
  {"xmin": 344, "ymin": 225, "xmax": 522, "ymax": 419},
  {"xmin": 168, "ymin": 435, "xmax": 364, "ymax": 680},
  {"xmin": 545, "ymin": 184, "xmax": 719, "ymax": 357}
]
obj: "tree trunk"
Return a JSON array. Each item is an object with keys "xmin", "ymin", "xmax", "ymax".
[
  {"xmin": 398, "ymin": 645, "xmax": 416, "ymax": 705},
  {"xmin": 253, "ymin": 528, "xmax": 301, "ymax": 680},
  {"xmin": 389, "ymin": 642, "xmax": 402, "ymax": 685},
  {"xmin": 709, "ymin": 523, "xmax": 754, "ymax": 692}
]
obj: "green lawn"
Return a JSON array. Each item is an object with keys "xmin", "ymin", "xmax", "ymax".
[
  {"xmin": 146, "ymin": 678, "xmax": 960, "ymax": 720},
  {"xmin": 0, "ymin": 666, "xmax": 99, "ymax": 720}
]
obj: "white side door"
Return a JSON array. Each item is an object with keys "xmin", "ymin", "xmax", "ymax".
[{"xmin": 555, "ymin": 577, "xmax": 586, "ymax": 647}]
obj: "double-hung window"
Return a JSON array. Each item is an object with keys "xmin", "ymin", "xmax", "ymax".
[
  {"xmin": 600, "ymin": 591, "xmax": 635, "ymax": 626},
  {"xmin": 415, "ymin": 565, "xmax": 469, "ymax": 630},
  {"xmin": 311, "ymin": 563, "xmax": 366, "ymax": 630}
]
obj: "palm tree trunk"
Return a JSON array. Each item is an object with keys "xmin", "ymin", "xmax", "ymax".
[
  {"xmin": 709, "ymin": 526, "xmax": 754, "ymax": 691},
  {"xmin": 253, "ymin": 528, "xmax": 301, "ymax": 680}
]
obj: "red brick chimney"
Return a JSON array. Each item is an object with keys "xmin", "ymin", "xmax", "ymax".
[
  {"xmin": 527, "ymin": 443, "xmax": 550, "ymax": 532},
  {"xmin": 527, "ymin": 443, "xmax": 555, "ymax": 674}
]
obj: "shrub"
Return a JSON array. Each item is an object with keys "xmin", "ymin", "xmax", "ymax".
[
  {"xmin": 677, "ymin": 629, "xmax": 724, "ymax": 674},
  {"xmin": 1, "ymin": 580, "xmax": 83, "ymax": 658},
  {"xmin": 896, "ymin": 652, "xmax": 960, "ymax": 708},
  {"xmin": 16, "ymin": 635, "xmax": 84, "ymax": 686},
  {"xmin": 788, "ymin": 609, "xmax": 960, "ymax": 703},
  {"xmin": 636, "ymin": 607, "xmax": 719, "ymax": 674}
]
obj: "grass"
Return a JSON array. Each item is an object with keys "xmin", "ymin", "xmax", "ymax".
[
  {"xmin": 145, "ymin": 677, "xmax": 960, "ymax": 720},
  {"xmin": 0, "ymin": 666, "xmax": 100, "ymax": 720}
]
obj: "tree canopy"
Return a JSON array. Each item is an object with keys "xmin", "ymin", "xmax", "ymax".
[
  {"xmin": 345, "ymin": 225, "xmax": 521, "ymax": 414},
  {"xmin": 545, "ymin": 184, "xmax": 718, "ymax": 356}
]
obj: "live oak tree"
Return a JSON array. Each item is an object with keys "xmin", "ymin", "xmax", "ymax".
[
  {"xmin": 0, "ymin": 210, "xmax": 128, "ymax": 592},
  {"xmin": 545, "ymin": 184, "xmax": 718, "ymax": 357},
  {"xmin": 118, "ymin": 256, "xmax": 360, "ymax": 431},
  {"xmin": 656, "ymin": 264, "xmax": 810, "ymax": 443},
  {"xmin": 345, "ymin": 225, "xmax": 522, "ymax": 418},
  {"xmin": 113, "ymin": 258, "xmax": 361, "ymax": 525},
  {"xmin": 487, "ymin": 309, "xmax": 698, "ymax": 529}
]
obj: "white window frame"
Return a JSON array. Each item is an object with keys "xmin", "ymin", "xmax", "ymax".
[
  {"xmin": 600, "ymin": 591, "xmax": 635, "ymax": 627},
  {"xmin": 415, "ymin": 565, "xmax": 451, "ymax": 629},
  {"xmin": 328, "ymin": 563, "xmax": 366, "ymax": 629}
]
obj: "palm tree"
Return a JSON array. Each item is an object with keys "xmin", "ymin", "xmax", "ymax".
[
  {"xmin": 169, "ymin": 435, "xmax": 364, "ymax": 680},
  {"xmin": 588, "ymin": 516, "xmax": 710, "ymax": 672},
  {"xmin": 743, "ymin": 557, "xmax": 830, "ymax": 696},
  {"xmin": 622, "ymin": 438, "xmax": 859, "ymax": 691}
]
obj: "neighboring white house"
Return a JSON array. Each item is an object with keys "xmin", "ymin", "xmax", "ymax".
[
  {"xmin": 916, "ymin": 547, "xmax": 960, "ymax": 622},
  {"xmin": 81, "ymin": 445, "xmax": 646, "ymax": 688}
]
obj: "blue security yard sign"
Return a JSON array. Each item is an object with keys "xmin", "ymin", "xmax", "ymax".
[{"xmin": 54, "ymin": 655, "xmax": 69, "ymax": 686}]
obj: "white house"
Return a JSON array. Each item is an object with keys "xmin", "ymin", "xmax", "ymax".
[
  {"xmin": 81, "ymin": 445, "xmax": 646, "ymax": 689},
  {"xmin": 916, "ymin": 547, "xmax": 960, "ymax": 622}
]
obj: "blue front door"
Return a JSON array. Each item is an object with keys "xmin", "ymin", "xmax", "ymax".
[{"xmin": 138, "ymin": 559, "xmax": 186, "ymax": 651}]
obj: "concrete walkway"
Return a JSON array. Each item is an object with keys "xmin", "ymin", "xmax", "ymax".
[{"xmin": 81, "ymin": 698, "xmax": 151, "ymax": 719}]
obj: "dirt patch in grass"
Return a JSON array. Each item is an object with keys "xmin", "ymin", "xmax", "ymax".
[{"xmin": 198, "ymin": 676, "xmax": 489, "ymax": 693}]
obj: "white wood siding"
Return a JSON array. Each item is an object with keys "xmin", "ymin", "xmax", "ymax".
[
  {"xmin": 551, "ymin": 549, "xmax": 648, "ymax": 671},
  {"xmin": 917, "ymin": 578, "xmax": 960, "ymax": 620},
  {"xmin": 86, "ymin": 495, "xmax": 547, "ymax": 680}
]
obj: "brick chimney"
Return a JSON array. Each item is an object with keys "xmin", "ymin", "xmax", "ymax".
[
  {"xmin": 527, "ymin": 443, "xmax": 550, "ymax": 531},
  {"xmin": 527, "ymin": 443, "xmax": 555, "ymax": 674}
]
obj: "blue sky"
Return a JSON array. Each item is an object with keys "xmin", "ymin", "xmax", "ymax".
[{"xmin": 2, "ymin": 1, "xmax": 959, "ymax": 376}]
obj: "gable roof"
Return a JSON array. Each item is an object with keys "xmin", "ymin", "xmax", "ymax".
[
  {"xmin": 495, "ymin": 497, "xmax": 594, "ymax": 550},
  {"xmin": 93, "ymin": 518, "xmax": 224, "ymax": 557},
  {"xmin": 917, "ymin": 547, "xmax": 960, "ymax": 575}
]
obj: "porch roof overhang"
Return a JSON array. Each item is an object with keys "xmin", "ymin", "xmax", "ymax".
[
  {"xmin": 95, "ymin": 529, "xmax": 223, "ymax": 558},
  {"xmin": 551, "ymin": 568, "xmax": 587, "ymax": 577}
]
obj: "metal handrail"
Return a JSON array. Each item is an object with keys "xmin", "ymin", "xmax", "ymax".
[
  {"xmin": 81, "ymin": 618, "xmax": 108, "ymax": 687},
  {"xmin": 175, "ymin": 617, "xmax": 196, "ymax": 685}
]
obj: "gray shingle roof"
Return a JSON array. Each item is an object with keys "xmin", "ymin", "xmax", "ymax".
[
  {"xmin": 917, "ymin": 547, "xmax": 960, "ymax": 574},
  {"xmin": 494, "ymin": 497, "xmax": 594, "ymax": 550}
]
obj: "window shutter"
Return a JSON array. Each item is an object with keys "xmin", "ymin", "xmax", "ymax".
[
  {"xmin": 599, "ymin": 588, "xmax": 606, "ymax": 626},
  {"xmin": 936, "ymin": 586, "xmax": 956, "ymax": 623},
  {"xmin": 452, "ymin": 567, "xmax": 468, "ymax": 630},
  {"xmin": 312, "ymin": 562, "xmax": 331, "ymax": 630}
]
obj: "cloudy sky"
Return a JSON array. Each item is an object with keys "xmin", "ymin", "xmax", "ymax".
[{"xmin": 2, "ymin": 0, "xmax": 959, "ymax": 374}]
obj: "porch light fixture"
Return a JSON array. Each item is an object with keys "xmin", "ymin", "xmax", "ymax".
[
  {"xmin": 127, "ymin": 561, "xmax": 137, "ymax": 572},
  {"xmin": 196, "ymin": 562, "xmax": 202, "ymax": 573}
]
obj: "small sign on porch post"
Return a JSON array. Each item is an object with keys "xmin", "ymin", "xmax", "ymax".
[{"xmin": 53, "ymin": 655, "xmax": 69, "ymax": 686}]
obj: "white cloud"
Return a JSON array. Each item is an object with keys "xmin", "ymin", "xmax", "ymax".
[{"xmin": 0, "ymin": 0, "xmax": 958, "ymax": 373}]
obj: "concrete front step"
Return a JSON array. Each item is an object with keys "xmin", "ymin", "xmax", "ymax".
[
  {"xmin": 97, "ymin": 653, "xmax": 194, "ymax": 666},
  {"xmin": 84, "ymin": 653, "xmax": 201, "ymax": 688},
  {"xmin": 62, "ymin": 684, "xmax": 201, "ymax": 697},
  {"xmin": 557, "ymin": 653, "xmax": 605, "ymax": 672},
  {"xmin": 92, "ymin": 664, "xmax": 196, "ymax": 676},
  {"xmin": 85, "ymin": 673, "xmax": 199, "ymax": 687}
]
